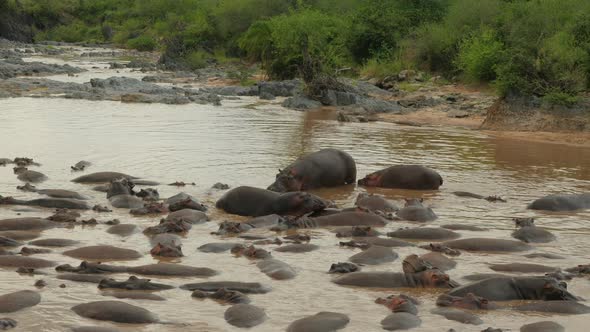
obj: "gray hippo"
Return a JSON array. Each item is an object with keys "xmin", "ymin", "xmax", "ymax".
[
  {"xmin": 29, "ymin": 238, "xmax": 79, "ymax": 247},
  {"xmin": 0, "ymin": 196, "xmax": 90, "ymax": 210},
  {"xmin": 14, "ymin": 167, "xmax": 47, "ymax": 183},
  {"xmin": 216, "ymin": 186, "xmax": 326, "ymax": 217},
  {"xmin": 267, "ymin": 148, "xmax": 356, "ymax": 192},
  {"xmin": 106, "ymin": 178, "xmax": 143, "ymax": 209},
  {"xmin": 192, "ymin": 288, "xmax": 250, "ymax": 304},
  {"xmin": 71, "ymin": 301, "xmax": 158, "ymax": 324},
  {"xmin": 17, "ymin": 183, "xmax": 89, "ymax": 200},
  {"xmin": 71, "ymin": 160, "xmax": 91, "ymax": 171},
  {"xmin": 528, "ymin": 193, "xmax": 590, "ymax": 211},
  {"xmin": 0, "ymin": 256, "xmax": 56, "ymax": 268},
  {"xmin": 348, "ymin": 246, "xmax": 398, "ymax": 265},
  {"xmin": 278, "ymin": 211, "xmax": 387, "ymax": 229},
  {"xmin": 106, "ymin": 224, "xmax": 139, "ymax": 236},
  {"xmin": 520, "ymin": 321, "xmax": 564, "ymax": 332},
  {"xmin": 287, "ymin": 312, "xmax": 349, "ymax": 332},
  {"xmin": 0, "ymin": 290, "xmax": 41, "ymax": 313},
  {"xmin": 512, "ymin": 217, "xmax": 556, "ymax": 243},
  {"xmin": 395, "ymin": 198, "xmax": 437, "ymax": 222},
  {"xmin": 63, "ymin": 245, "xmax": 142, "ymax": 261},
  {"xmin": 198, "ymin": 242, "xmax": 242, "ymax": 253},
  {"xmin": 514, "ymin": 301, "xmax": 590, "ymax": 314},
  {"xmin": 377, "ymin": 295, "xmax": 422, "ymax": 331},
  {"xmin": 488, "ymin": 263, "xmax": 557, "ymax": 273},
  {"xmin": 442, "ymin": 238, "xmax": 532, "ymax": 252},
  {"xmin": 355, "ymin": 193, "xmax": 399, "ymax": 213},
  {"xmin": 224, "ymin": 304, "xmax": 267, "ymax": 328},
  {"xmin": 257, "ymin": 259, "xmax": 296, "ymax": 280},
  {"xmin": 180, "ymin": 282, "xmax": 271, "ymax": 294},
  {"xmin": 165, "ymin": 193, "xmax": 207, "ymax": 212},
  {"xmin": 430, "ymin": 307, "xmax": 483, "ymax": 325},
  {"xmin": 446, "ymin": 276, "xmax": 578, "ymax": 301},
  {"xmin": 329, "ymin": 262, "xmax": 360, "ymax": 274},
  {"xmin": 98, "ymin": 276, "xmax": 174, "ymax": 291},
  {"xmin": 358, "ymin": 165, "xmax": 443, "ymax": 190},
  {"xmin": 453, "ymin": 191, "xmax": 506, "ymax": 202},
  {"xmin": 333, "ymin": 270, "xmax": 458, "ymax": 288},
  {"xmin": 165, "ymin": 209, "xmax": 208, "ymax": 224},
  {"xmin": 436, "ymin": 293, "xmax": 497, "ymax": 310},
  {"xmin": 387, "ymin": 227, "xmax": 460, "ymax": 241},
  {"xmin": 72, "ymin": 172, "xmax": 137, "ymax": 183},
  {"xmin": 101, "ymin": 290, "xmax": 165, "ymax": 301}
]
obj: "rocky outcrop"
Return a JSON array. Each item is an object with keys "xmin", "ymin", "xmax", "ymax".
[{"xmin": 0, "ymin": 7, "xmax": 33, "ymax": 43}]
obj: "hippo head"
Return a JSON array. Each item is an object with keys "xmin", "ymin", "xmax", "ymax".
[
  {"xmin": 404, "ymin": 198, "xmax": 424, "ymax": 207},
  {"xmin": 329, "ymin": 262, "xmax": 360, "ymax": 274},
  {"xmin": 402, "ymin": 254, "xmax": 433, "ymax": 274},
  {"xmin": 357, "ymin": 172, "xmax": 381, "ymax": 186},
  {"xmin": 542, "ymin": 278, "xmax": 579, "ymax": 301},
  {"xmin": 17, "ymin": 183, "xmax": 36, "ymax": 192},
  {"xmin": 513, "ymin": 217, "xmax": 535, "ymax": 228},
  {"xmin": 0, "ymin": 196, "xmax": 14, "ymax": 204},
  {"xmin": 268, "ymin": 169, "xmax": 301, "ymax": 192},
  {"xmin": 150, "ymin": 243, "xmax": 183, "ymax": 257},
  {"xmin": 107, "ymin": 177, "xmax": 135, "ymax": 198},
  {"xmin": 375, "ymin": 294, "xmax": 419, "ymax": 314},
  {"xmin": 137, "ymin": 188, "xmax": 160, "ymax": 201},
  {"xmin": 14, "ymin": 157, "xmax": 35, "ymax": 166},
  {"xmin": 436, "ymin": 293, "xmax": 497, "ymax": 310},
  {"xmin": 13, "ymin": 166, "xmax": 27, "ymax": 174},
  {"xmin": 351, "ymin": 226, "xmax": 373, "ymax": 237},
  {"xmin": 210, "ymin": 288, "xmax": 248, "ymax": 303},
  {"xmin": 419, "ymin": 269, "xmax": 458, "ymax": 288},
  {"xmin": 420, "ymin": 243, "xmax": 461, "ymax": 257},
  {"xmin": 215, "ymin": 221, "xmax": 252, "ymax": 235},
  {"xmin": 565, "ymin": 264, "xmax": 590, "ymax": 275},
  {"xmin": 283, "ymin": 192, "xmax": 327, "ymax": 217},
  {"xmin": 169, "ymin": 197, "xmax": 207, "ymax": 212}
]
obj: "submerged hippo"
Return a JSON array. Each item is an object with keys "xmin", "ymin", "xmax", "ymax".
[
  {"xmin": 387, "ymin": 227, "xmax": 460, "ymax": 241},
  {"xmin": 166, "ymin": 193, "xmax": 207, "ymax": 212},
  {"xmin": 442, "ymin": 238, "xmax": 532, "ymax": 252},
  {"xmin": 520, "ymin": 321, "xmax": 564, "ymax": 332},
  {"xmin": 279, "ymin": 211, "xmax": 387, "ymax": 230},
  {"xmin": 333, "ymin": 270, "xmax": 458, "ymax": 288},
  {"xmin": 165, "ymin": 209, "xmax": 208, "ymax": 224},
  {"xmin": 395, "ymin": 199, "xmax": 437, "ymax": 222},
  {"xmin": 377, "ymin": 295, "xmax": 422, "ymax": 331},
  {"xmin": 447, "ymin": 276, "xmax": 578, "ymax": 301},
  {"xmin": 358, "ymin": 165, "xmax": 443, "ymax": 190},
  {"xmin": 216, "ymin": 186, "xmax": 326, "ymax": 217},
  {"xmin": 0, "ymin": 217, "xmax": 55, "ymax": 232},
  {"xmin": 512, "ymin": 217, "xmax": 556, "ymax": 243},
  {"xmin": 192, "ymin": 288, "xmax": 250, "ymax": 304},
  {"xmin": 267, "ymin": 148, "xmax": 356, "ymax": 192},
  {"xmin": 98, "ymin": 276, "xmax": 174, "ymax": 291},
  {"xmin": 453, "ymin": 191, "xmax": 506, "ymax": 202},
  {"xmin": 72, "ymin": 172, "xmax": 137, "ymax": 183},
  {"xmin": 14, "ymin": 168, "xmax": 47, "ymax": 183},
  {"xmin": 376, "ymin": 294, "xmax": 420, "ymax": 313},
  {"xmin": 329, "ymin": 262, "xmax": 360, "ymax": 274},
  {"xmin": 56, "ymin": 261, "xmax": 128, "ymax": 274},
  {"xmin": 17, "ymin": 183, "xmax": 89, "ymax": 200},
  {"xmin": 107, "ymin": 178, "xmax": 143, "ymax": 209},
  {"xmin": 257, "ymin": 258, "xmax": 297, "ymax": 280},
  {"xmin": 348, "ymin": 246, "xmax": 398, "ymax": 265},
  {"xmin": 528, "ymin": 193, "xmax": 590, "ymax": 211},
  {"xmin": 0, "ymin": 256, "xmax": 56, "ymax": 268},
  {"xmin": 488, "ymin": 263, "xmax": 557, "ymax": 273},
  {"xmin": 0, "ymin": 290, "xmax": 41, "ymax": 313},
  {"xmin": 71, "ymin": 301, "xmax": 158, "ymax": 324},
  {"xmin": 430, "ymin": 307, "xmax": 483, "ymax": 325},
  {"xmin": 287, "ymin": 312, "xmax": 350, "ymax": 332},
  {"xmin": 180, "ymin": 281, "xmax": 271, "ymax": 294},
  {"xmin": 224, "ymin": 304, "xmax": 267, "ymax": 328},
  {"xmin": 513, "ymin": 300, "xmax": 590, "ymax": 314},
  {"xmin": 63, "ymin": 245, "xmax": 142, "ymax": 261},
  {"xmin": 0, "ymin": 196, "xmax": 90, "ymax": 210},
  {"xmin": 355, "ymin": 193, "xmax": 399, "ymax": 213},
  {"xmin": 436, "ymin": 293, "xmax": 497, "ymax": 310}
]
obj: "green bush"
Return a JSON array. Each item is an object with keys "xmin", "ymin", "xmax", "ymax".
[
  {"xmin": 456, "ymin": 28, "xmax": 503, "ymax": 82},
  {"xmin": 126, "ymin": 35, "xmax": 157, "ymax": 51},
  {"xmin": 543, "ymin": 92, "xmax": 580, "ymax": 107},
  {"xmin": 185, "ymin": 50, "xmax": 209, "ymax": 70}
]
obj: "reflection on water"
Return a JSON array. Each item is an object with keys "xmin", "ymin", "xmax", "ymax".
[{"xmin": 0, "ymin": 96, "xmax": 589, "ymax": 331}]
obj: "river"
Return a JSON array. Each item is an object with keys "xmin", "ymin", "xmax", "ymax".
[{"xmin": 0, "ymin": 46, "xmax": 589, "ymax": 331}]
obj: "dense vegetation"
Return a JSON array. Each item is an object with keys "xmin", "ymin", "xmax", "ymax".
[{"xmin": 4, "ymin": 0, "xmax": 590, "ymax": 102}]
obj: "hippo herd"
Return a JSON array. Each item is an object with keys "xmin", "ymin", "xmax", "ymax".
[{"xmin": 0, "ymin": 149, "xmax": 589, "ymax": 331}]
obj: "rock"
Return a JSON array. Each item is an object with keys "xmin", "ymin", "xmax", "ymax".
[
  {"xmin": 281, "ymin": 95, "xmax": 322, "ymax": 110},
  {"xmin": 258, "ymin": 80, "xmax": 302, "ymax": 97},
  {"xmin": 447, "ymin": 110, "xmax": 470, "ymax": 118}
]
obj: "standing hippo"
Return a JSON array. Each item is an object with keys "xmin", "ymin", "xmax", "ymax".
[
  {"xmin": 528, "ymin": 193, "xmax": 590, "ymax": 211},
  {"xmin": 216, "ymin": 186, "xmax": 326, "ymax": 217},
  {"xmin": 267, "ymin": 149, "xmax": 356, "ymax": 192},
  {"xmin": 358, "ymin": 165, "xmax": 443, "ymax": 190},
  {"xmin": 446, "ymin": 277, "xmax": 578, "ymax": 301}
]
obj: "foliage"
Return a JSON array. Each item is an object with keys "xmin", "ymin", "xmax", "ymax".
[{"xmin": 456, "ymin": 28, "xmax": 504, "ymax": 82}]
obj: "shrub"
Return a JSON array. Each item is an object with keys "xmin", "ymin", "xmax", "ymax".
[
  {"xmin": 126, "ymin": 35, "xmax": 157, "ymax": 51},
  {"xmin": 456, "ymin": 28, "xmax": 503, "ymax": 82},
  {"xmin": 185, "ymin": 50, "xmax": 209, "ymax": 70}
]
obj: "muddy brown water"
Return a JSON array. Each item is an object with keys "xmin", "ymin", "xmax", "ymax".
[{"xmin": 0, "ymin": 50, "xmax": 589, "ymax": 331}]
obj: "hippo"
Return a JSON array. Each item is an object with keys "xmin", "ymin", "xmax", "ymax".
[
  {"xmin": 274, "ymin": 243, "xmax": 319, "ymax": 253},
  {"xmin": 150, "ymin": 242, "xmax": 183, "ymax": 257},
  {"xmin": 520, "ymin": 321, "xmax": 564, "ymax": 332},
  {"xmin": 267, "ymin": 148, "xmax": 356, "ymax": 192},
  {"xmin": 436, "ymin": 293, "xmax": 497, "ymax": 310},
  {"xmin": 13, "ymin": 157, "xmax": 39, "ymax": 166},
  {"xmin": 127, "ymin": 263, "xmax": 217, "ymax": 277},
  {"xmin": 524, "ymin": 253, "xmax": 564, "ymax": 259},
  {"xmin": 257, "ymin": 259, "xmax": 296, "ymax": 280},
  {"xmin": 168, "ymin": 181, "xmax": 196, "ymax": 187},
  {"xmin": 355, "ymin": 193, "xmax": 398, "ymax": 213},
  {"xmin": 130, "ymin": 202, "xmax": 168, "ymax": 215},
  {"xmin": 47, "ymin": 209, "xmax": 80, "ymax": 223},
  {"xmin": 453, "ymin": 191, "xmax": 506, "ymax": 202},
  {"xmin": 0, "ymin": 256, "xmax": 56, "ymax": 268},
  {"xmin": 212, "ymin": 182, "xmax": 230, "ymax": 189},
  {"xmin": 402, "ymin": 254, "xmax": 433, "ymax": 274},
  {"xmin": 29, "ymin": 238, "xmax": 79, "ymax": 247},
  {"xmin": 72, "ymin": 172, "xmax": 137, "ymax": 183},
  {"xmin": 565, "ymin": 264, "xmax": 590, "ymax": 276},
  {"xmin": 528, "ymin": 193, "xmax": 590, "ymax": 211},
  {"xmin": 17, "ymin": 183, "xmax": 89, "ymax": 200},
  {"xmin": 329, "ymin": 262, "xmax": 360, "ymax": 274},
  {"xmin": 101, "ymin": 290, "xmax": 165, "ymax": 301},
  {"xmin": 387, "ymin": 227, "xmax": 460, "ymax": 241},
  {"xmin": 488, "ymin": 263, "xmax": 557, "ymax": 273},
  {"xmin": 0, "ymin": 230, "xmax": 42, "ymax": 240},
  {"xmin": 335, "ymin": 226, "xmax": 381, "ymax": 238},
  {"xmin": 71, "ymin": 301, "xmax": 159, "ymax": 324},
  {"xmin": 106, "ymin": 178, "xmax": 143, "ymax": 209},
  {"xmin": 198, "ymin": 242, "xmax": 242, "ymax": 253},
  {"xmin": 136, "ymin": 188, "xmax": 159, "ymax": 201},
  {"xmin": 98, "ymin": 276, "xmax": 174, "ymax": 291},
  {"xmin": 287, "ymin": 312, "xmax": 350, "ymax": 332},
  {"xmin": 0, "ymin": 290, "xmax": 40, "ymax": 313},
  {"xmin": 0, "ymin": 319, "xmax": 16, "ymax": 330},
  {"xmin": 376, "ymin": 294, "xmax": 420, "ymax": 314},
  {"xmin": 512, "ymin": 217, "xmax": 556, "ymax": 243},
  {"xmin": 442, "ymin": 224, "xmax": 486, "ymax": 231},
  {"xmin": 277, "ymin": 212, "xmax": 387, "ymax": 230},
  {"xmin": 71, "ymin": 327, "xmax": 120, "ymax": 332},
  {"xmin": 514, "ymin": 301, "xmax": 590, "ymax": 314},
  {"xmin": 106, "ymin": 224, "xmax": 139, "ymax": 236},
  {"xmin": 216, "ymin": 186, "xmax": 326, "ymax": 217},
  {"xmin": 430, "ymin": 307, "xmax": 483, "ymax": 325},
  {"xmin": 377, "ymin": 295, "xmax": 421, "ymax": 330},
  {"xmin": 233, "ymin": 245, "xmax": 272, "ymax": 259},
  {"xmin": 358, "ymin": 165, "xmax": 443, "ymax": 190},
  {"xmin": 71, "ymin": 160, "xmax": 91, "ymax": 171},
  {"xmin": 545, "ymin": 270, "xmax": 574, "ymax": 281},
  {"xmin": 333, "ymin": 270, "xmax": 458, "ymax": 288},
  {"xmin": 92, "ymin": 205, "xmax": 112, "ymax": 212},
  {"xmin": 0, "ymin": 237, "xmax": 21, "ymax": 247},
  {"xmin": 442, "ymin": 238, "xmax": 532, "ymax": 252},
  {"xmin": 419, "ymin": 243, "xmax": 461, "ymax": 256},
  {"xmin": 395, "ymin": 198, "xmax": 437, "ymax": 222},
  {"xmin": 20, "ymin": 247, "xmax": 52, "ymax": 255},
  {"xmin": 192, "ymin": 288, "xmax": 250, "ymax": 304},
  {"xmin": 348, "ymin": 246, "xmax": 398, "ymax": 265},
  {"xmin": 63, "ymin": 245, "xmax": 142, "ymax": 261},
  {"xmin": 224, "ymin": 304, "xmax": 267, "ymax": 328},
  {"xmin": 144, "ymin": 219, "xmax": 191, "ymax": 235},
  {"xmin": 58, "ymin": 274, "xmax": 109, "ymax": 284},
  {"xmin": 420, "ymin": 252, "xmax": 456, "ymax": 271},
  {"xmin": 165, "ymin": 209, "xmax": 208, "ymax": 224},
  {"xmin": 164, "ymin": 192, "xmax": 206, "ymax": 212},
  {"xmin": 0, "ymin": 196, "xmax": 90, "ymax": 210},
  {"xmin": 14, "ymin": 168, "xmax": 47, "ymax": 183},
  {"xmin": 180, "ymin": 282, "xmax": 271, "ymax": 294},
  {"xmin": 446, "ymin": 276, "xmax": 578, "ymax": 301},
  {"xmin": 56, "ymin": 261, "xmax": 128, "ymax": 274}
]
